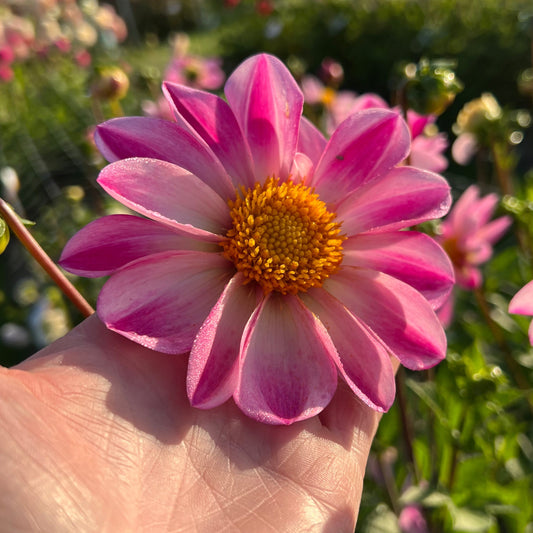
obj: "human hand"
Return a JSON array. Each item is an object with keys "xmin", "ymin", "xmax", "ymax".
[{"xmin": 0, "ymin": 315, "xmax": 382, "ymax": 532}]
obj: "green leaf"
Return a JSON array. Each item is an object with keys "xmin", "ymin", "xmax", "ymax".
[
  {"xmin": 405, "ymin": 378, "xmax": 448, "ymax": 423},
  {"xmin": 450, "ymin": 506, "xmax": 495, "ymax": 532},
  {"xmin": 0, "ymin": 217, "xmax": 10, "ymax": 254},
  {"xmin": 359, "ymin": 505, "xmax": 401, "ymax": 533}
]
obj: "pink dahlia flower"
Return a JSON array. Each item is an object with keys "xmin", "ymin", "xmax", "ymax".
[
  {"xmin": 436, "ymin": 185, "xmax": 511, "ymax": 326},
  {"xmin": 164, "ymin": 55, "xmax": 225, "ymax": 91},
  {"xmin": 398, "ymin": 505, "xmax": 428, "ymax": 533},
  {"xmin": 438, "ymin": 185, "xmax": 511, "ymax": 290},
  {"xmin": 60, "ymin": 54, "xmax": 453, "ymax": 425},
  {"xmin": 509, "ymin": 280, "xmax": 533, "ymax": 345}
]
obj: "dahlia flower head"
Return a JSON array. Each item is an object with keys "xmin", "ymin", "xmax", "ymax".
[
  {"xmin": 438, "ymin": 185, "xmax": 511, "ymax": 290},
  {"xmin": 436, "ymin": 185, "xmax": 511, "ymax": 327},
  {"xmin": 509, "ymin": 280, "xmax": 533, "ymax": 345},
  {"xmin": 60, "ymin": 54, "xmax": 454, "ymax": 425}
]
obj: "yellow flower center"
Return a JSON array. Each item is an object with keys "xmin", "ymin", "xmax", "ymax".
[
  {"xmin": 321, "ymin": 87, "xmax": 336, "ymax": 108},
  {"xmin": 222, "ymin": 177, "xmax": 345, "ymax": 295}
]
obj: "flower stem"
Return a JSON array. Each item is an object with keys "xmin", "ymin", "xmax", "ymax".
[
  {"xmin": 0, "ymin": 197, "xmax": 94, "ymax": 318},
  {"xmin": 396, "ymin": 367, "xmax": 420, "ymax": 483},
  {"xmin": 446, "ymin": 402, "xmax": 468, "ymax": 491}
]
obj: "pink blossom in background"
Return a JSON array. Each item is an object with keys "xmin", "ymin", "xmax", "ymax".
[
  {"xmin": 143, "ymin": 37, "xmax": 225, "ymax": 120},
  {"xmin": 398, "ymin": 505, "xmax": 429, "ymax": 533},
  {"xmin": 164, "ymin": 56, "xmax": 225, "ymax": 90},
  {"xmin": 0, "ymin": 45, "xmax": 14, "ymax": 82},
  {"xmin": 406, "ymin": 110, "xmax": 449, "ymax": 173},
  {"xmin": 334, "ymin": 96, "xmax": 449, "ymax": 173},
  {"xmin": 436, "ymin": 185, "xmax": 511, "ymax": 326},
  {"xmin": 141, "ymin": 96, "xmax": 174, "ymax": 121},
  {"xmin": 61, "ymin": 53, "xmax": 453, "ymax": 425},
  {"xmin": 509, "ymin": 280, "xmax": 533, "ymax": 345},
  {"xmin": 302, "ymin": 82, "xmax": 449, "ymax": 172},
  {"xmin": 0, "ymin": 1, "xmax": 127, "ymax": 75}
]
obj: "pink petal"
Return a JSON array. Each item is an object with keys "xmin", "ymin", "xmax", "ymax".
[
  {"xmin": 449, "ymin": 186, "xmax": 489, "ymax": 236},
  {"xmin": 289, "ymin": 152, "xmax": 313, "ymax": 183},
  {"xmin": 472, "ymin": 215, "xmax": 512, "ymax": 246},
  {"xmin": 455, "ymin": 265, "xmax": 482, "ymax": 289},
  {"xmin": 59, "ymin": 214, "xmax": 217, "ymax": 277},
  {"xmin": 187, "ymin": 274, "xmax": 260, "ymax": 409},
  {"xmin": 452, "ymin": 132, "xmax": 478, "ymax": 165},
  {"xmin": 301, "ymin": 288, "xmax": 396, "ymax": 412},
  {"xmin": 343, "ymin": 231, "xmax": 454, "ymax": 309},
  {"xmin": 509, "ymin": 280, "xmax": 533, "ymax": 316},
  {"xmin": 406, "ymin": 110, "xmax": 434, "ymax": 139},
  {"xmin": 310, "ymin": 109, "xmax": 410, "ymax": 204},
  {"xmin": 97, "ymin": 251, "xmax": 232, "ymax": 354},
  {"xmin": 327, "ymin": 91, "xmax": 359, "ymax": 133},
  {"xmin": 234, "ymin": 292, "xmax": 338, "ymax": 424},
  {"xmin": 436, "ymin": 290, "xmax": 455, "ymax": 328},
  {"xmin": 97, "ymin": 158, "xmax": 230, "ymax": 241},
  {"xmin": 300, "ymin": 75, "xmax": 324, "ymax": 104},
  {"xmin": 324, "ymin": 267, "xmax": 447, "ymax": 370},
  {"xmin": 351, "ymin": 93, "xmax": 389, "ymax": 112},
  {"xmin": 470, "ymin": 193, "xmax": 501, "ymax": 226},
  {"xmin": 94, "ymin": 117, "xmax": 235, "ymax": 199},
  {"xmin": 410, "ymin": 134, "xmax": 449, "ymax": 173},
  {"xmin": 162, "ymin": 82, "xmax": 256, "ymax": 189},
  {"xmin": 225, "ymin": 53, "xmax": 303, "ymax": 182},
  {"xmin": 297, "ymin": 116, "xmax": 327, "ymax": 166},
  {"xmin": 337, "ymin": 165, "xmax": 451, "ymax": 235}
]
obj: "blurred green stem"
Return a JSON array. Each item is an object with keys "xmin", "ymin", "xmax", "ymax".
[
  {"xmin": 0, "ymin": 197, "xmax": 94, "ymax": 318},
  {"xmin": 396, "ymin": 367, "xmax": 420, "ymax": 483},
  {"xmin": 446, "ymin": 402, "xmax": 468, "ymax": 491},
  {"xmin": 490, "ymin": 141, "xmax": 514, "ymax": 197}
]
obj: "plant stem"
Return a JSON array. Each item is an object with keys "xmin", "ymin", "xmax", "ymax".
[
  {"xmin": 446, "ymin": 403, "xmax": 468, "ymax": 492},
  {"xmin": 396, "ymin": 367, "xmax": 420, "ymax": 483},
  {"xmin": 0, "ymin": 197, "xmax": 94, "ymax": 318}
]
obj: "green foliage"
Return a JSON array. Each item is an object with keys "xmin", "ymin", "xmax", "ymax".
[{"xmin": 0, "ymin": 217, "xmax": 9, "ymax": 254}]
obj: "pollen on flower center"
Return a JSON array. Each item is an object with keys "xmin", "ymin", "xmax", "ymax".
[{"xmin": 222, "ymin": 177, "xmax": 345, "ymax": 295}]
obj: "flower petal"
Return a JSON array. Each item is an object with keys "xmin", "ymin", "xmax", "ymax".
[
  {"xmin": 301, "ymin": 288, "xmax": 396, "ymax": 412},
  {"xmin": 187, "ymin": 274, "xmax": 259, "ymax": 409},
  {"xmin": 325, "ymin": 267, "xmax": 447, "ymax": 370},
  {"xmin": 97, "ymin": 157, "xmax": 231, "ymax": 241},
  {"xmin": 310, "ymin": 109, "xmax": 410, "ymax": 204},
  {"xmin": 225, "ymin": 53, "xmax": 304, "ymax": 182},
  {"xmin": 471, "ymin": 215, "xmax": 512, "ymax": 247},
  {"xmin": 509, "ymin": 280, "xmax": 533, "ymax": 316},
  {"xmin": 94, "ymin": 117, "xmax": 235, "ymax": 199},
  {"xmin": 59, "ymin": 214, "xmax": 217, "ymax": 277},
  {"xmin": 289, "ymin": 152, "xmax": 313, "ymax": 183},
  {"xmin": 162, "ymin": 82, "xmax": 256, "ymax": 188},
  {"xmin": 452, "ymin": 132, "xmax": 478, "ymax": 165},
  {"xmin": 337, "ymin": 165, "xmax": 451, "ymax": 235},
  {"xmin": 234, "ymin": 292, "xmax": 337, "ymax": 424},
  {"xmin": 297, "ymin": 116, "xmax": 327, "ymax": 166},
  {"xmin": 97, "ymin": 251, "xmax": 232, "ymax": 354},
  {"xmin": 436, "ymin": 290, "xmax": 454, "ymax": 328},
  {"xmin": 410, "ymin": 134, "xmax": 448, "ymax": 173},
  {"xmin": 343, "ymin": 231, "xmax": 454, "ymax": 309}
]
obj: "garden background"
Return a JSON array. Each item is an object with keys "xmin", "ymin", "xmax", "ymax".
[{"xmin": 1, "ymin": 0, "xmax": 533, "ymax": 531}]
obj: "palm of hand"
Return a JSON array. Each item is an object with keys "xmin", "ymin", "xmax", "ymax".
[{"xmin": 0, "ymin": 316, "xmax": 380, "ymax": 532}]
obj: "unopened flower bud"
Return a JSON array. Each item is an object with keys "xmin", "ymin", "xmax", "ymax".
[
  {"xmin": 90, "ymin": 66, "xmax": 129, "ymax": 101},
  {"xmin": 396, "ymin": 59, "xmax": 463, "ymax": 115},
  {"xmin": 454, "ymin": 93, "xmax": 502, "ymax": 135}
]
